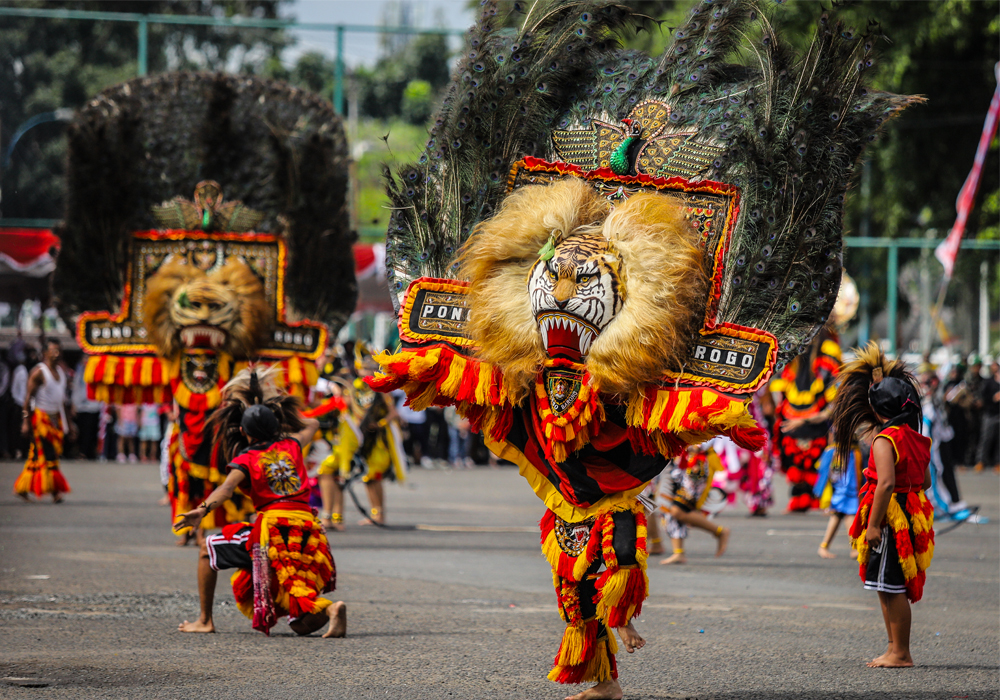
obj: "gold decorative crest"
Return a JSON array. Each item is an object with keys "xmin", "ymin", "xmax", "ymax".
[{"xmin": 551, "ymin": 100, "xmax": 724, "ymax": 180}]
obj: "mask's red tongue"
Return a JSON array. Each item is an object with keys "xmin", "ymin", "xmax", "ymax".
[{"xmin": 545, "ymin": 323, "xmax": 582, "ymax": 362}]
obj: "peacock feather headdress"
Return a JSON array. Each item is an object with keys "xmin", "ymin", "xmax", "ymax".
[
  {"xmin": 372, "ymin": 0, "xmax": 920, "ymax": 464},
  {"xmin": 384, "ymin": 0, "xmax": 917, "ymax": 356}
]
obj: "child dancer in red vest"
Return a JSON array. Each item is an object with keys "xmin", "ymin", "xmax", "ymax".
[
  {"xmin": 174, "ymin": 368, "xmax": 346, "ymax": 638},
  {"xmin": 832, "ymin": 343, "xmax": 934, "ymax": 668}
]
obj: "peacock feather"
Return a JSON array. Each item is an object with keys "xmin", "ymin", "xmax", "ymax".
[{"xmin": 383, "ymin": 0, "xmax": 920, "ymax": 367}]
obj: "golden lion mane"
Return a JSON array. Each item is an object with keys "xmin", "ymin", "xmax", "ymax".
[{"xmin": 459, "ymin": 177, "xmax": 707, "ymax": 399}]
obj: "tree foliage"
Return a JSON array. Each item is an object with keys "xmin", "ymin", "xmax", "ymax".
[
  {"xmin": 772, "ymin": 0, "xmax": 999, "ymax": 347},
  {"xmin": 353, "ymin": 32, "xmax": 452, "ymax": 122},
  {"xmin": 0, "ymin": 0, "xmax": 289, "ymax": 220}
]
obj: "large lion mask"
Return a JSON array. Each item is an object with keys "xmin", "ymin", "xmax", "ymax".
[
  {"xmin": 460, "ymin": 177, "xmax": 708, "ymax": 402},
  {"xmin": 144, "ymin": 256, "xmax": 272, "ymax": 360}
]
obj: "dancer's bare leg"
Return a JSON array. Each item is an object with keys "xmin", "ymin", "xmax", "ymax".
[
  {"xmin": 818, "ymin": 513, "xmax": 843, "ymax": 559},
  {"xmin": 178, "ymin": 540, "xmax": 216, "ymax": 632},
  {"xmin": 877, "ymin": 590, "xmax": 892, "ymax": 652},
  {"xmin": 319, "ymin": 474, "xmax": 344, "ymax": 530},
  {"xmin": 361, "ymin": 480, "xmax": 384, "ymax": 524},
  {"xmin": 675, "ymin": 509, "xmax": 729, "ymax": 556},
  {"xmin": 868, "ymin": 592, "xmax": 913, "ymax": 667},
  {"xmin": 289, "ymin": 600, "xmax": 347, "ymax": 638},
  {"xmin": 564, "ymin": 678, "xmax": 623, "ymax": 700},
  {"xmin": 659, "ymin": 536, "xmax": 687, "ymax": 565},
  {"xmin": 646, "ymin": 509, "xmax": 665, "ymax": 555}
]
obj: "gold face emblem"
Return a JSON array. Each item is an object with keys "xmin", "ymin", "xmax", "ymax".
[
  {"xmin": 259, "ymin": 448, "xmax": 301, "ymax": 496},
  {"xmin": 554, "ymin": 515, "xmax": 596, "ymax": 557}
]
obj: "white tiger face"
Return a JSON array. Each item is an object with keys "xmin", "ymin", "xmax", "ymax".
[{"xmin": 528, "ymin": 233, "xmax": 624, "ymax": 361}]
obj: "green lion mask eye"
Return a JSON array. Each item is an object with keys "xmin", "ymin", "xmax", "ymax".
[{"xmin": 176, "ymin": 291, "xmax": 191, "ymax": 309}]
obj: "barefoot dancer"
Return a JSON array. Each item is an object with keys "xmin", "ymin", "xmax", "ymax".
[
  {"xmin": 813, "ymin": 429, "xmax": 861, "ymax": 559},
  {"xmin": 175, "ymin": 368, "xmax": 346, "ymax": 637},
  {"xmin": 14, "ymin": 339, "xmax": 74, "ymax": 502},
  {"xmin": 834, "ymin": 343, "xmax": 935, "ymax": 668},
  {"xmin": 656, "ymin": 444, "xmax": 730, "ymax": 565}
]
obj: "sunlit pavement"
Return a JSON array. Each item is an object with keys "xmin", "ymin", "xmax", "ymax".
[{"xmin": 1, "ymin": 459, "xmax": 997, "ymax": 699}]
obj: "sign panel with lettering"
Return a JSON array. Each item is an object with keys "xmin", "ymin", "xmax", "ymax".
[
  {"xmin": 398, "ymin": 278, "xmax": 475, "ymax": 348},
  {"xmin": 663, "ymin": 324, "xmax": 777, "ymax": 395}
]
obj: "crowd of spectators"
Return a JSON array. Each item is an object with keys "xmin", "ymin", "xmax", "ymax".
[{"xmin": 0, "ymin": 339, "xmax": 170, "ymax": 463}]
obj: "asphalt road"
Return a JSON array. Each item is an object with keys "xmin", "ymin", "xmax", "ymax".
[{"xmin": 1, "ymin": 459, "xmax": 997, "ymax": 700}]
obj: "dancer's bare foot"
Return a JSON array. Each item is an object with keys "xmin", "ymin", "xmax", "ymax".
[
  {"xmin": 649, "ymin": 541, "xmax": 665, "ymax": 556},
  {"xmin": 867, "ymin": 650, "xmax": 913, "ymax": 668},
  {"xmin": 178, "ymin": 617, "xmax": 215, "ymax": 633},
  {"xmin": 175, "ymin": 530, "xmax": 194, "ymax": 547},
  {"xmin": 616, "ymin": 622, "xmax": 645, "ymax": 653},
  {"xmin": 322, "ymin": 601, "xmax": 347, "ymax": 638},
  {"xmin": 564, "ymin": 677, "xmax": 623, "ymax": 700},
  {"xmin": 158, "ymin": 494, "xmax": 170, "ymax": 506},
  {"xmin": 850, "ymin": 548, "xmax": 858, "ymax": 560},
  {"xmin": 322, "ymin": 518, "xmax": 345, "ymax": 532},
  {"xmin": 715, "ymin": 526, "xmax": 730, "ymax": 557},
  {"xmin": 818, "ymin": 545, "xmax": 836, "ymax": 559},
  {"xmin": 659, "ymin": 552, "xmax": 686, "ymax": 565},
  {"xmin": 52, "ymin": 495, "xmax": 63, "ymax": 504}
]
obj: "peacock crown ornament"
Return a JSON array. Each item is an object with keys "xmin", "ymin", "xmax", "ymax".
[{"xmin": 371, "ymin": 0, "xmax": 919, "ymax": 485}]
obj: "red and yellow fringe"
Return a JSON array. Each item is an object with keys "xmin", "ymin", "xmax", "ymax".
[
  {"xmin": 368, "ymin": 346, "xmax": 516, "ymax": 442},
  {"xmin": 371, "ymin": 346, "xmax": 766, "ymax": 460},
  {"xmin": 850, "ymin": 490, "xmax": 935, "ymax": 602},
  {"xmin": 13, "ymin": 409, "xmax": 69, "ymax": 497},
  {"xmin": 548, "ymin": 618, "xmax": 618, "ymax": 685},
  {"xmin": 625, "ymin": 385, "xmax": 765, "ymax": 458},
  {"xmin": 543, "ymin": 501, "xmax": 647, "ymax": 685},
  {"xmin": 532, "ymin": 368, "xmax": 605, "ymax": 463},
  {"xmin": 595, "ymin": 508, "xmax": 648, "ymax": 628},
  {"xmin": 85, "ymin": 353, "xmax": 318, "ymax": 408},
  {"xmin": 232, "ymin": 508, "xmax": 336, "ymax": 631}
]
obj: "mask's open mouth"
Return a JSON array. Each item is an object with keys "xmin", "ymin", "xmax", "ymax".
[
  {"xmin": 179, "ymin": 325, "xmax": 227, "ymax": 349},
  {"xmin": 537, "ymin": 312, "xmax": 599, "ymax": 361}
]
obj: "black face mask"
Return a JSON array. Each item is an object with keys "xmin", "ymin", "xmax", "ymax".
[
  {"xmin": 869, "ymin": 377, "xmax": 921, "ymax": 432},
  {"xmin": 241, "ymin": 404, "xmax": 280, "ymax": 442}
]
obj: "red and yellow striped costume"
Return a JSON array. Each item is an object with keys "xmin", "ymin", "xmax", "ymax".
[
  {"xmin": 540, "ymin": 502, "xmax": 648, "ymax": 683},
  {"xmin": 13, "ymin": 409, "xmax": 70, "ymax": 498},
  {"xmin": 849, "ymin": 425, "xmax": 935, "ymax": 602},
  {"xmin": 228, "ymin": 507, "xmax": 336, "ymax": 633}
]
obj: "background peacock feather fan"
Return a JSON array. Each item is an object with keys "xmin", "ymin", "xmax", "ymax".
[
  {"xmin": 384, "ymin": 0, "xmax": 653, "ymax": 301},
  {"xmin": 56, "ymin": 72, "xmax": 355, "ymax": 333},
  {"xmin": 384, "ymin": 0, "xmax": 919, "ymax": 367}
]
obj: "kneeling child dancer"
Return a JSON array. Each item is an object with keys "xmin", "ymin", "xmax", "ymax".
[{"xmin": 175, "ymin": 368, "xmax": 346, "ymax": 637}]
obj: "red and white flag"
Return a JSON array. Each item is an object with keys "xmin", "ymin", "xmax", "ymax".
[
  {"xmin": 935, "ymin": 64, "xmax": 1000, "ymax": 279},
  {"xmin": 0, "ymin": 228, "xmax": 61, "ymax": 278}
]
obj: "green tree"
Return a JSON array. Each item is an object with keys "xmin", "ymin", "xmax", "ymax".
[
  {"xmin": 773, "ymin": 1, "xmax": 999, "ymax": 345},
  {"xmin": 0, "ymin": 0, "xmax": 290, "ymax": 220},
  {"xmin": 354, "ymin": 32, "xmax": 451, "ymax": 124},
  {"xmin": 401, "ymin": 79, "xmax": 434, "ymax": 125},
  {"xmin": 291, "ymin": 50, "xmax": 335, "ymax": 95}
]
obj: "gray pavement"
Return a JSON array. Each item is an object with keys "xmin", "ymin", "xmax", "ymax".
[{"xmin": 1, "ymin": 459, "xmax": 997, "ymax": 699}]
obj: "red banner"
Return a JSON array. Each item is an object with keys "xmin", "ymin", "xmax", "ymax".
[{"xmin": 935, "ymin": 65, "xmax": 1000, "ymax": 279}]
